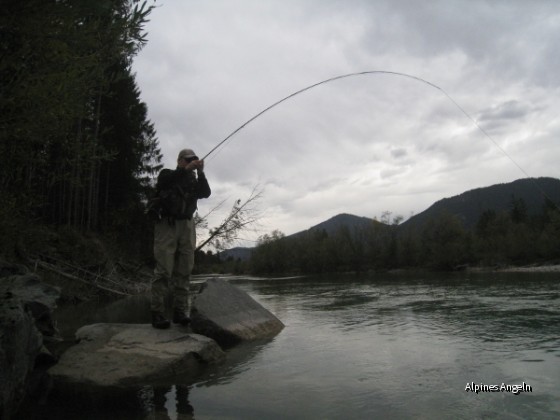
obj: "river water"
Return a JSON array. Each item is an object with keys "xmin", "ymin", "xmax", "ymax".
[{"xmin": 28, "ymin": 271, "xmax": 560, "ymax": 419}]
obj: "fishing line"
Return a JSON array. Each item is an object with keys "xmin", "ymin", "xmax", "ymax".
[
  {"xmin": 203, "ymin": 71, "xmax": 438, "ymax": 160},
  {"xmin": 201, "ymin": 70, "xmax": 554, "ymax": 204}
]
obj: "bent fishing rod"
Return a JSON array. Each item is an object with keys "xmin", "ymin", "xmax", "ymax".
[
  {"xmin": 202, "ymin": 71, "xmax": 439, "ymax": 160},
  {"xmin": 200, "ymin": 70, "xmax": 552, "ymax": 203}
]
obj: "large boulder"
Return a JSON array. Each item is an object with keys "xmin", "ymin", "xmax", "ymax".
[
  {"xmin": 190, "ymin": 278, "xmax": 284, "ymax": 347},
  {"xmin": 48, "ymin": 323, "xmax": 225, "ymax": 388},
  {"xmin": 0, "ymin": 286, "xmax": 42, "ymax": 420},
  {"xmin": 4, "ymin": 274, "xmax": 60, "ymax": 339},
  {"xmin": 0, "ymin": 270, "xmax": 60, "ymax": 420}
]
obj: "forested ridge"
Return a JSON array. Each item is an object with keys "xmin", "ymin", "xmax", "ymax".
[
  {"xmin": 237, "ymin": 178, "xmax": 560, "ymax": 274},
  {"xmin": 2, "ymin": 2, "xmax": 559, "ymax": 277},
  {"xmin": 1, "ymin": 0, "xmax": 161, "ymax": 260}
]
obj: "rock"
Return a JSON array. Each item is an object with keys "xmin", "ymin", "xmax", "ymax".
[
  {"xmin": 190, "ymin": 278, "xmax": 284, "ymax": 347},
  {"xmin": 5, "ymin": 274, "xmax": 61, "ymax": 337},
  {"xmin": 0, "ymin": 259, "xmax": 28, "ymax": 278},
  {"xmin": 0, "ymin": 288, "xmax": 42, "ymax": 420},
  {"xmin": 48, "ymin": 323, "xmax": 225, "ymax": 388},
  {"xmin": 0, "ymin": 272, "xmax": 60, "ymax": 420}
]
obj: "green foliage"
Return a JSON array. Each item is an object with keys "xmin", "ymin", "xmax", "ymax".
[
  {"xmin": 510, "ymin": 196, "xmax": 528, "ymax": 224},
  {"xmin": 248, "ymin": 203, "xmax": 560, "ymax": 274},
  {"xmin": 537, "ymin": 209, "xmax": 560, "ymax": 259},
  {"xmin": 420, "ymin": 211, "xmax": 470, "ymax": 270},
  {"xmin": 251, "ymin": 230, "xmax": 288, "ymax": 273},
  {"xmin": 0, "ymin": 0, "xmax": 160, "ymax": 259}
]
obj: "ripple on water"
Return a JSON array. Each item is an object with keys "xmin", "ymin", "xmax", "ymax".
[{"xmin": 37, "ymin": 273, "xmax": 560, "ymax": 420}]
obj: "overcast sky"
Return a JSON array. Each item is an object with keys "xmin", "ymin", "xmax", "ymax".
[{"xmin": 133, "ymin": 0, "xmax": 560, "ymax": 247}]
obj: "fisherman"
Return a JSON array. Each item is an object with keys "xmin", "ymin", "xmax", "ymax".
[{"xmin": 151, "ymin": 148, "xmax": 211, "ymax": 329}]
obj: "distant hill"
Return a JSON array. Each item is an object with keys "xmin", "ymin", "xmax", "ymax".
[
  {"xmin": 218, "ymin": 246, "xmax": 253, "ymax": 262},
  {"xmin": 218, "ymin": 214, "xmax": 379, "ymax": 261},
  {"xmin": 287, "ymin": 213, "xmax": 382, "ymax": 239},
  {"xmin": 400, "ymin": 177, "xmax": 560, "ymax": 231},
  {"xmin": 219, "ymin": 177, "xmax": 560, "ymax": 259}
]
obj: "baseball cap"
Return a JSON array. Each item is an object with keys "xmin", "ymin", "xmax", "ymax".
[{"xmin": 178, "ymin": 149, "xmax": 198, "ymax": 160}]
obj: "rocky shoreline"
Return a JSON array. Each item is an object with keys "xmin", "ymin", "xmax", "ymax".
[
  {"xmin": 0, "ymin": 264, "xmax": 284, "ymax": 419},
  {"xmin": 0, "ymin": 262, "xmax": 61, "ymax": 420}
]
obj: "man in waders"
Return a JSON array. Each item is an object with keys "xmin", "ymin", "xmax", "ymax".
[{"xmin": 151, "ymin": 148, "xmax": 211, "ymax": 329}]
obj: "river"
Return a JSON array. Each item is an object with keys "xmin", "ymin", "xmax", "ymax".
[{"xmin": 25, "ymin": 271, "xmax": 560, "ymax": 419}]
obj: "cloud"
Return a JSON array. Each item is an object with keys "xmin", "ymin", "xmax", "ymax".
[
  {"xmin": 133, "ymin": 0, "xmax": 560, "ymax": 246},
  {"xmin": 479, "ymin": 100, "xmax": 531, "ymax": 122}
]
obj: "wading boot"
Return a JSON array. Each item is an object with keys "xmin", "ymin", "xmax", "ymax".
[
  {"xmin": 173, "ymin": 310, "xmax": 191, "ymax": 326},
  {"xmin": 151, "ymin": 312, "xmax": 170, "ymax": 329}
]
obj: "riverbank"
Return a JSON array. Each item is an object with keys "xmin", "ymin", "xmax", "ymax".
[{"xmin": 497, "ymin": 264, "xmax": 560, "ymax": 273}]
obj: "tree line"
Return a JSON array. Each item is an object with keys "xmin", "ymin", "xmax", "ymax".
[
  {"xmin": 1, "ymin": 0, "xmax": 161, "ymax": 256},
  {"xmin": 3, "ymin": 2, "xmax": 559, "ymax": 273},
  {"xmin": 248, "ymin": 197, "xmax": 560, "ymax": 274}
]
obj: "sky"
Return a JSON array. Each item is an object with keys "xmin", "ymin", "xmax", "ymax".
[{"xmin": 132, "ymin": 0, "xmax": 560, "ymax": 248}]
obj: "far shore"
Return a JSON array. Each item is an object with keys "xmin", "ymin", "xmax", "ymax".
[{"xmin": 495, "ymin": 264, "xmax": 560, "ymax": 273}]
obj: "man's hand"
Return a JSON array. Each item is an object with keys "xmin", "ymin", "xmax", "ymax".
[{"xmin": 184, "ymin": 159, "xmax": 203, "ymax": 171}]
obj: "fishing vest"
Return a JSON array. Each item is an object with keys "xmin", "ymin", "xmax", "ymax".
[{"xmin": 155, "ymin": 168, "xmax": 200, "ymax": 220}]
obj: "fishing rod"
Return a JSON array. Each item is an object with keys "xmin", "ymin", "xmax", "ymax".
[
  {"xmin": 200, "ymin": 70, "xmax": 554, "ymax": 204},
  {"xmin": 203, "ymin": 71, "xmax": 438, "ymax": 160},
  {"xmin": 202, "ymin": 70, "xmax": 516, "ymax": 171}
]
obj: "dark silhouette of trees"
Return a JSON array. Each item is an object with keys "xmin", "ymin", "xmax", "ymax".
[
  {"xmin": 249, "ymin": 199, "xmax": 560, "ymax": 274},
  {"xmin": 1, "ymin": 0, "xmax": 160, "ymax": 256}
]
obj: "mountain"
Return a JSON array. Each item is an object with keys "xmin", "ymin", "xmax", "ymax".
[
  {"xmin": 219, "ymin": 177, "xmax": 560, "ymax": 259},
  {"xmin": 287, "ymin": 213, "xmax": 381, "ymax": 239},
  {"xmin": 218, "ymin": 246, "xmax": 253, "ymax": 262},
  {"xmin": 218, "ymin": 214, "xmax": 378, "ymax": 262},
  {"xmin": 400, "ymin": 177, "xmax": 560, "ymax": 231}
]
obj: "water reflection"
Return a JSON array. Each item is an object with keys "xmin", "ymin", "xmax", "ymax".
[
  {"xmin": 194, "ymin": 340, "xmax": 278, "ymax": 387},
  {"xmin": 36, "ymin": 282, "xmax": 278, "ymax": 419},
  {"xmin": 28, "ymin": 271, "xmax": 560, "ymax": 418},
  {"xmin": 21, "ymin": 382, "xmax": 196, "ymax": 420},
  {"xmin": 220, "ymin": 272, "xmax": 560, "ymax": 418},
  {"xmin": 139, "ymin": 385, "xmax": 194, "ymax": 420},
  {"xmin": 232, "ymin": 272, "xmax": 560, "ymax": 352}
]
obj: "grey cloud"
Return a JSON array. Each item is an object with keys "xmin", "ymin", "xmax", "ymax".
[
  {"xmin": 478, "ymin": 100, "xmax": 531, "ymax": 122},
  {"xmin": 380, "ymin": 167, "xmax": 406, "ymax": 179},
  {"xmin": 133, "ymin": 0, "xmax": 560, "ymax": 243},
  {"xmin": 390, "ymin": 148, "xmax": 408, "ymax": 159}
]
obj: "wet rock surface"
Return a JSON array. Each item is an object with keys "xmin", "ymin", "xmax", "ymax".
[
  {"xmin": 48, "ymin": 323, "xmax": 226, "ymax": 387},
  {"xmin": 0, "ymin": 265, "xmax": 60, "ymax": 420},
  {"xmin": 191, "ymin": 277, "xmax": 285, "ymax": 347},
  {"xmin": 2, "ymin": 271, "xmax": 285, "ymax": 417}
]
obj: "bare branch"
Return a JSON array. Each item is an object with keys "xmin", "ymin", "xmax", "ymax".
[
  {"xmin": 196, "ymin": 197, "xmax": 228, "ymax": 223},
  {"xmin": 196, "ymin": 184, "xmax": 264, "ymax": 252}
]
